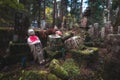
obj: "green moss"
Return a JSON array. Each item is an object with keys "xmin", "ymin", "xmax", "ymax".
[
  {"xmin": 38, "ymin": 70, "xmax": 48, "ymax": 74},
  {"xmin": 62, "ymin": 59, "xmax": 80, "ymax": 79},
  {"xmin": 70, "ymin": 47, "xmax": 99, "ymax": 66},
  {"xmin": 47, "ymin": 73, "xmax": 62, "ymax": 80},
  {"xmin": 91, "ymin": 47, "xmax": 99, "ymax": 52},
  {"xmin": 49, "ymin": 59, "xmax": 69, "ymax": 79},
  {"xmin": 0, "ymin": 69, "xmax": 62, "ymax": 80},
  {"xmin": 71, "ymin": 49, "xmax": 91, "ymax": 55},
  {"xmin": 19, "ymin": 70, "xmax": 63, "ymax": 80},
  {"xmin": 21, "ymin": 71, "xmax": 41, "ymax": 80},
  {"xmin": 62, "ymin": 31, "xmax": 72, "ymax": 37},
  {"xmin": 0, "ymin": 73, "xmax": 3, "ymax": 79},
  {"xmin": 71, "ymin": 47, "xmax": 99, "ymax": 55}
]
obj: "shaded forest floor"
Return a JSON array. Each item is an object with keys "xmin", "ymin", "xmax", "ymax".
[{"xmin": 0, "ymin": 47, "xmax": 107, "ymax": 78}]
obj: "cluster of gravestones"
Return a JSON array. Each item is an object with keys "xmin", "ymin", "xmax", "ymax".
[
  {"xmin": 103, "ymin": 28, "xmax": 120, "ymax": 80},
  {"xmin": 87, "ymin": 21, "xmax": 120, "ymax": 80},
  {"xmin": 87, "ymin": 21, "xmax": 120, "ymax": 52},
  {"xmin": 86, "ymin": 21, "xmax": 114, "ymax": 47},
  {"xmin": 87, "ymin": 22, "xmax": 120, "ymax": 80}
]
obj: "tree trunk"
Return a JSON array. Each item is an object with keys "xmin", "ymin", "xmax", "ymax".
[
  {"xmin": 113, "ymin": 6, "xmax": 120, "ymax": 33},
  {"xmin": 60, "ymin": 0, "xmax": 67, "ymax": 28},
  {"xmin": 38, "ymin": 0, "xmax": 42, "ymax": 28},
  {"xmin": 80, "ymin": 0, "xmax": 83, "ymax": 18},
  {"xmin": 53, "ymin": 0, "xmax": 57, "ymax": 27},
  {"xmin": 43, "ymin": 0, "xmax": 46, "ymax": 20},
  {"xmin": 60, "ymin": 0, "xmax": 64, "ymax": 28}
]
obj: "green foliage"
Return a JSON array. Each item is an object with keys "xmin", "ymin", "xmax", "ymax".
[
  {"xmin": 0, "ymin": 0, "xmax": 25, "ymax": 25},
  {"xmin": 88, "ymin": 0, "xmax": 104, "ymax": 26},
  {"xmin": 69, "ymin": 0, "xmax": 81, "ymax": 21},
  {"xmin": 0, "ymin": 0, "xmax": 24, "ymax": 10},
  {"xmin": 112, "ymin": 0, "xmax": 120, "ymax": 9}
]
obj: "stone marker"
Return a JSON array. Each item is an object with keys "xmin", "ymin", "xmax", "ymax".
[
  {"xmin": 104, "ymin": 21, "xmax": 113, "ymax": 38},
  {"xmin": 118, "ymin": 26, "xmax": 120, "ymax": 34},
  {"xmin": 88, "ymin": 25, "xmax": 94, "ymax": 38},
  {"xmin": 100, "ymin": 27, "xmax": 105, "ymax": 39},
  {"xmin": 93, "ymin": 23, "xmax": 99, "ymax": 39}
]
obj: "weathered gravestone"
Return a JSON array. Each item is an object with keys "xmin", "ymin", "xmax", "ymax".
[
  {"xmin": 104, "ymin": 21, "xmax": 113, "ymax": 38},
  {"xmin": 100, "ymin": 27, "xmax": 105, "ymax": 39},
  {"xmin": 84, "ymin": 25, "xmax": 94, "ymax": 46},
  {"xmin": 64, "ymin": 36, "xmax": 84, "ymax": 50},
  {"xmin": 118, "ymin": 26, "xmax": 120, "ymax": 34},
  {"xmin": 103, "ymin": 22, "xmax": 113, "ymax": 47},
  {"xmin": 88, "ymin": 25, "xmax": 94, "ymax": 38},
  {"xmin": 93, "ymin": 23, "xmax": 99, "ymax": 39},
  {"xmin": 80, "ymin": 17, "xmax": 88, "ymax": 28}
]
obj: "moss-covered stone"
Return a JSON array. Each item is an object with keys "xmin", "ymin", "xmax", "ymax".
[
  {"xmin": 47, "ymin": 74, "xmax": 62, "ymax": 80},
  {"xmin": 71, "ymin": 47, "xmax": 98, "ymax": 55},
  {"xmin": 21, "ymin": 71, "xmax": 41, "ymax": 80},
  {"xmin": 0, "ymin": 70, "xmax": 62, "ymax": 80},
  {"xmin": 62, "ymin": 59, "xmax": 80, "ymax": 80},
  {"xmin": 19, "ymin": 70, "xmax": 62, "ymax": 80},
  {"xmin": 70, "ymin": 47, "xmax": 99, "ymax": 66},
  {"xmin": 49, "ymin": 59, "xmax": 69, "ymax": 80},
  {"xmin": 92, "ymin": 47, "xmax": 99, "ymax": 52}
]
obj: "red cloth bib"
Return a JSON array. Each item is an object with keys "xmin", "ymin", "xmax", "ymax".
[{"xmin": 29, "ymin": 36, "xmax": 39, "ymax": 42}]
